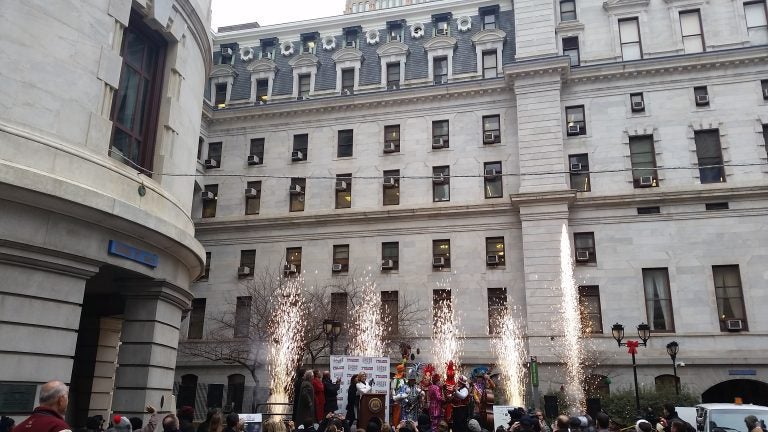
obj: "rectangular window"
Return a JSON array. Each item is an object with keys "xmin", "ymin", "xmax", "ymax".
[
  {"xmin": 384, "ymin": 125, "xmax": 401, "ymax": 152},
  {"xmin": 680, "ymin": 10, "xmax": 704, "ymax": 53},
  {"xmin": 483, "ymin": 115, "xmax": 501, "ymax": 144},
  {"xmin": 484, "ymin": 161, "xmax": 503, "ymax": 198},
  {"xmin": 762, "ymin": 80, "xmax": 768, "ymax": 100},
  {"xmin": 435, "ymin": 19, "xmax": 450, "ymax": 36},
  {"xmin": 333, "ymin": 244, "xmax": 350, "ymax": 272},
  {"xmin": 562, "ymin": 37, "xmax": 580, "ymax": 66},
  {"xmin": 214, "ymin": 84, "xmax": 227, "ymax": 106},
  {"xmin": 382, "ymin": 241, "xmax": 399, "ymax": 270},
  {"xmin": 381, "ymin": 291, "xmax": 399, "ymax": 335},
  {"xmin": 298, "ymin": 74, "xmax": 311, "ymax": 98},
  {"xmin": 245, "ymin": 181, "xmax": 261, "ymax": 215},
  {"xmin": 341, "ymin": 69, "xmax": 355, "ymax": 95},
  {"xmin": 387, "ymin": 63, "xmax": 401, "ymax": 88},
  {"xmin": 256, "ymin": 79, "xmax": 269, "ymax": 104},
  {"xmin": 388, "ymin": 23, "xmax": 403, "ymax": 42},
  {"xmin": 713, "ymin": 265, "xmax": 747, "ymax": 331},
  {"xmin": 432, "ymin": 120, "xmax": 449, "ymax": 148},
  {"xmin": 335, "ymin": 173, "xmax": 352, "ymax": 209},
  {"xmin": 197, "ymin": 138, "xmax": 203, "ymax": 161},
  {"xmin": 569, "ymin": 154, "xmax": 591, "ymax": 192},
  {"xmin": 188, "ymin": 298, "xmax": 206, "ymax": 339},
  {"xmin": 330, "ymin": 292, "xmax": 348, "ymax": 323},
  {"xmin": 202, "ymin": 184, "xmax": 218, "ymax": 218},
  {"xmin": 289, "ymin": 178, "xmax": 306, "ymax": 212},
  {"xmin": 619, "ymin": 18, "xmax": 642, "ymax": 61},
  {"xmin": 565, "ymin": 105, "xmax": 586, "ymax": 136},
  {"xmin": 249, "ymin": 138, "xmax": 264, "ymax": 165},
  {"xmin": 694, "ymin": 86, "xmax": 710, "ymax": 107},
  {"xmin": 694, "ymin": 130, "xmax": 725, "ymax": 183},
  {"xmin": 220, "ymin": 46, "xmax": 234, "ymax": 65},
  {"xmin": 239, "ymin": 250, "xmax": 255, "ymax": 278},
  {"xmin": 383, "ymin": 169, "xmax": 400, "ymax": 206},
  {"xmin": 260, "ymin": 41, "xmax": 275, "ymax": 59},
  {"xmin": 637, "ymin": 206, "xmax": 661, "ymax": 214},
  {"xmin": 486, "ymin": 237, "xmax": 505, "ymax": 267},
  {"xmin": 578, "ymin": 286, "xmax": 603, "ymax": 334},
  {"xmin": 292, "ymin": 134, "xmax": 309, "ymax": 161},
  {"xmin": 744, "ymin": 1, "xmax": 768, "ymax": 43},
  {"xmin": 433, "ymin": 166, "xmax": 450, "ymax": 202},
  {"xmin": 763, "ymin": 124, "xmax": 768, "ymax": 158},
  {"xmin": 630, "ymin": 92, "xmax": 645, "ymax": 113},
  {"xmin": 560, "ymin": 0, "xmax": 577, "ymax": 21},
  {"xmin": 234, "ymin": 296, "xmax": 252, "ymax": 338},
  {"xmin": 286, "ymin": 247, "xmax": 302, "ymax": 274},
  {"xmin": 432, "ymin": 239, "xmax": 451, "ymax": 269},
  {"xmin": 433, "ymin": 289, "xmax": 451, "ymax": 328},
  {"xmin": 302, "ymin": 35, "xmax": 316, "ymax": 54},
  {"xmin": 337, "ymin": 129, "xmax": 354, "ymax": 158},
  {"xmin": 487, "ymin": 288, "xmax": 507, "ymax": 335},
  {"xmin": 207, "ymin": 142, "xmax": 222, "ymax": 166},
  {"xmin": 629, "ymin": 135, "xmax": 658, "ymax": 188},
  {"xmin": 706, "ymin": 202, "xmax": 729, "ymax": 211},
  {"xmin": 200, "ymin": 252, "xmax": 211, "ymax": 281},
  {"xmin": 434, "ymin": 57, "xmax": 448, "ymax": 84},
  {"xmin": 482, "ymin": 50, "xmax": 498, "ymax": 79},
  {"xmin": 483, "ymin": 12, "xmax": 497, "ymax": 30},
  {"xmin": 574, "ymin": 232, "xmax": 596, "ymax": 264},
  {"xmin": 642, "ymin": 268, "xmax": 675, "ymax": 332},
  {"xmin": 344, "ymin": 30, "xmax": 358, "ymax": 48}
]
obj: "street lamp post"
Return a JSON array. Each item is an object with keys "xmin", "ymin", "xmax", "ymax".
[
  {"xmin": 323, "ymin": 319, "xmax": 342, "ymax": 356},
  {"xmin": 666, "ymin": 341, "xmax": 680, "ymax": 395},
  {"xmin": 612, "ymin": 322, "xmax": 651, "ymax": 416}
]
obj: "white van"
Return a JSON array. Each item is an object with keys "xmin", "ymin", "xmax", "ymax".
[{"xmin": 677, "ymin": 404, "xmax": 768, "ymax": 432}]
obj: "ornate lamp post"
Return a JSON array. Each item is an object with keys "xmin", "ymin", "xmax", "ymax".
[
  {"xmin": 612, "ymin": 322, "xmax": 651, "ymax": 415},
  {"xmin": 323, "ymin": 319, "xmax": 342, "ymax": 356},
  {"xmin": 666, "ymin": 341, "xmax": 680, "ymax": 395}
]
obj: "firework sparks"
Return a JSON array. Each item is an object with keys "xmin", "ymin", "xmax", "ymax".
[
  {"xmin": 560, "ymin": 224, "xmax": 585, "ymax": 413},
  {"xmin": 348, "ymin": 273, "xmax": 385, "ymax": 357},
  {"xmin": 491, "ymin": 308, "xmax": 527, "ymax": 406},
  {"xmin": 266, "ymin": 275, "xmax": 308, "ymax": 415},
  {"xmin": 431, "ymin": 278, "xmax": 463, "ymax": 376}
]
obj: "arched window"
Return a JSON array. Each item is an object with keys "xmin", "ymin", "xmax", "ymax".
[
  {"xmin": 352, "ymin": 3, "xmax": 357, "ymax": 12},
  {"xmin": 364, "ymin": 2, "xmax": 370, "ymax": 11},
  {"xmin": 655, "ymin": 374, "xmax": 680, "ymax": 392},
  {"xmin": 584, "ymin": 374, "xmax": 610, "ymax": 398},
  {"xmin": 178, "ymin": 374, "xmax": 198, "ymax": 409},
  {"xmin": 227, "ymin": 374, "xmax": 246, "ymax": 413}
]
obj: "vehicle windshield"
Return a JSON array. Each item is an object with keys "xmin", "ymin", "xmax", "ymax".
[{"xmin": 710, "ymin": 410, "xmax": 768, "ymax": 432}]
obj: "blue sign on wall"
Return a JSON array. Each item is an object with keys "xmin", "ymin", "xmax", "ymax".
[
  {"xmin": 728, "ymin": 369, "xmax": 756, "ymax": 376},
  {"xmin": 108, "ymin": 240, "xmax": 159, "ymax": 268}
]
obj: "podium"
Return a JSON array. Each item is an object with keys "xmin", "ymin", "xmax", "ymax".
[{"xmin": 358, "ymin": 393, "xmax": 387, "ymax": 427}]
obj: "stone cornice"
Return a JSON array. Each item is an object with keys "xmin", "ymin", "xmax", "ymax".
[
  {"xmin": 470, "ymin": 29, "xmax": 506, "ymax": 45},
  {"xmin": 119, "ymin": 278, "xmax": 194, "ymax": 310},
  {"xmin": 375, "ymin": 41, "xmax": 409, "ymax": 57},
  {"xmin": 509, "ymin": 190, "xmax": 577, "ymax": 207},
  {"xmin": 210, "ymin": 64, "xmax": 237, "ymax": 79},
  {"xmin": 423, "ymin": 35, "xmax": 457, "ymax": 51},
  {"xmin": 288, "ymin": 53, "xmax": 319, "ymax": 68},
  {"xmin": 333, "ymin": 47, "xmax": 364, "ymax": 62},
  {"xmin": 502, "ymin": 56, "xmax": 572, "ymax": 81},
  {"xmin": 602, "ymin": 0, "xmax": 650, "ymax": 12},
  {"xmin": 572, "ymin": 185, "xmax": 768, "ymax": 208},
  {"xmin": 555, "ymin": 20, "xmax": 585, "ymax": 34},
  {"xmin": 567, "ymin": 46, "xmax": 768, "ymax": 83},
  {"xmin": 246, "ymin": 58, "xmax": 277, "ymax": 74},
  {"xmin": 0, "ymin": 239, "xmax": 100, "ymax": 279}
]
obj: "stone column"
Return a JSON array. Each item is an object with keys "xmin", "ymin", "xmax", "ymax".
[
  {"xmin": 112, "ymin": 280, "xmax": 193, "ymax": 417},
  {"xmin": 88, "ymin": 318, "xmax": 123, "ymax": 419}
]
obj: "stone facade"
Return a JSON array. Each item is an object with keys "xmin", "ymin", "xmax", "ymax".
[{"xmin": 181, "ymin": 0, "xmax": 768, "ymax": 409}]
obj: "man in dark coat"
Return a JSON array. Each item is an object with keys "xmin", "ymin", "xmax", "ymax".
[
  {"xmin": 322, "ymin": 371, "xmax": 341, "ymax": 415},
  {"xmin": 13, "ymin": 381, "xmax": 70, "ymax": 432},
  {"xmin": 296, "ymin": 370, "xmax": 316, "ymax": 426}
]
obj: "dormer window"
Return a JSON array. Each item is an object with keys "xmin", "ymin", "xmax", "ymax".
[
  {"xmin": 388, "ymin": 21, "xmax": 403, "ymax": 42},
  {"xmin": 260, "ymin": 39, "xmax": 276, "ymax": 60},
  {"xmin": 301, "ymin": 33, "xmax": 317, "ymax": 54},
  {"xmin": 479, "ymin": 5, "xmax": 499, "ymax": 30},
  {"xmin": 433, "ymin": 13, "xmax": 452, "ymax": 36},
  {"xmin": 220, "ymin": 45, "xmax": 235, "ymax": 65},
  {"xmin": 344, "ymin": 29, "xmax": 359, "ymax": 48},
  {"xmin": 214, "ymin": 84, "xmax": 227, "ymax": 106}
]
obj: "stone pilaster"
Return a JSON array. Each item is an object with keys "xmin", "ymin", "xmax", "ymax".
[{"xmin": 513, "ymin": 0, "xmax": 558, "ymax": 60}]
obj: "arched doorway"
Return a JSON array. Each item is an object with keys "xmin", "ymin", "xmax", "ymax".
[{"xmin": 702, "ymin": 379, "xmax": 768, "ymax": 406}]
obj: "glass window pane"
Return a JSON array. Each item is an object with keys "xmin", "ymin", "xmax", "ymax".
[
  {"xmin": 683, "ymin": 36, "xmax": 704, "ymax": 53},
  {"xmin": 622, "ymin": 43, "xmax": 642, "ymax": 60},
  {"xmin": 680, "ymin": 12, "xmax": 701, "ymax": 36},
  {"xmin": 746, "ymin": 2, "xmax": 768, "ymax": 27},
  {"xmin": 620, "ymin": 19, "xmax": 640, "ymax": 43}
]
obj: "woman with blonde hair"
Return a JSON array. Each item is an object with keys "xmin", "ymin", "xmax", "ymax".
[
  {"xmin": 208, "ymin": 412, "xmax": 224, "ymax": 432},
  {"xmin": 262, "ymin": 419, "xmax": 287, "ymax": 432}
]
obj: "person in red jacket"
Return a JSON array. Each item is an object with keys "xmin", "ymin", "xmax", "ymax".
[
  {"xmin": 311, "ymin": 370, "xmax": 325, "ymax": 422},
  {"xmin": 13, "ymin": 381, "xmax": 70, "ymax": 432}
]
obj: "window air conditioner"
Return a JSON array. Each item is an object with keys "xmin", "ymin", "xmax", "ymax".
[
  {"xmin": 221, "ymin": 47, "xmax": 233, "ymax": 56},
  {"xmin": 345, "ymin": 41, "xmax": 356, "ymax": 48},
  {"xmin": 291, "ymin": 151, "xmax": 304, "ymax": 161},
  {"xmin": 388, "ymin": 84, "xmax": 400, "ymax": 90},
  {"xmin": 383, "ymin": 142, "xmax": 397, "ymax": 153},
  {"xmin": 432, "ymin": 138, "xmax": 445, "ymax": 149},
  {"xmin": 247, "ymin": 155, "xmax": 260, "ymax": 165},
  {"xmin": 432, "ymin": 257, "xmax": 446, "ymax": 267},
  {"xmin": 567, "ymin": 124, "xmax": 581, "ymax": 135},
  {"xmin": 204, "ymin": 159, "xmax": 219, "ymax": 169},
  {"xmin": 570, "ymin": 163, "xmax": 582, "ymax": 172},
  {"xmin": 575, "ymin": 250, "xmax": 590, "ymax": 262},
  {"xmin": 383, "ymin": 177, "xmax": 397, "ymax": 187},
  {"xmin": 631, "ymin": 101, "xmax": 645, "ymax": 111},
  {"xmin": 332, "ymin": 263, "xmax": 344, "ymax": 272},
  {"xmin": 237, "ymin": 266, "xmax": 252, "ymax": 276},
  {"xmin": 725, "ymin": 319, "xmax": 744, "ymax": 331},
  {"xmin": 483, "ymin": 132, "xmax": 498, "ymax": 144},
  {"xmin": 391, "ymin": 35, "xmax": 402, "ymax": 42},
  {"xmin": 432, "ymin": 174, "xmax": 447, "ymax": 184},
  {"xmin": 244, "ymin": 188, "xmax": 260, "ymax": 198},
  {"xmin": 289, "ymin": 184, "xmax": 303, "ymax": 195},
  {"xmin": 638, "ymin": 176, "xmax": 654, "ymax": 187},
  {"xmin": 484, "ymin": 169, "xmax": 500, "ymax": 180},
  {"xmin": 283, "ymin": 264, "xmax": 297, "ymax": 275},
  {"xmin": 297, "ymin": 96, "xmax": 311, "ymax": 101},
  {"xmin": 342, "ymin": 89, "xmax": 353, "ymax": 96},
  {"xmin": 264, "ymin": 51, "xmax": 274, "ymax": 59},
  {"xmin": 201, "ymin": 191, "xmax": 216, "ymax": 200},
  {"xmin": 436, "ymin": 28, "xmax": 449, "ymax": 36},
  {"xmin": 335, "ymin": 180, "xmax": 348, "ymax": 191},
  {"xmin": 487, "ymin": 255, "xmax": 501, "ymax": 266},
  {"xmin": 381, "ymin": 259, "xmax": 395, "ymax": 270},
  {"xmin": 695, "ymin": 94, "xmax": 709, "ymax": 105}
]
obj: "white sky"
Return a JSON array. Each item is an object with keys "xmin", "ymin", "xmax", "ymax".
[{"xmin": 211, "ymin": 0, "xmax": 344, "ymax": 31}]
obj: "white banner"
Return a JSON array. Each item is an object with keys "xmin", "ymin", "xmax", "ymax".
[{"xmin": 329, "ymin": 355, "xmax": 390, "ymax": 421}]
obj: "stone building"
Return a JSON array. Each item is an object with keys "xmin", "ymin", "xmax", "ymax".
[
  {"xmin": 0, "ymin": 0, "xmax": 211, "ymax": 425},
  {"xmin": 179, "ymin": 0, "xmax": 768, "ymax": 411}
]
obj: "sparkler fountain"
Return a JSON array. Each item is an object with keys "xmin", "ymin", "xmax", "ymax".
[
  {"xmin": 559, "ymin": 224, "xmax": 585, "ymax": 412},
  {"xmin": 431, "ymin": 279, "xmax": 463, "ymax": 376},
  {"xmin": 266, "ymin": 276, "xmax": 308, "ymax": 415},
  {"xmin": 491, "ymin": 308, "xmax": 527, "ymax": 406},
  {"xmin": 348, "ymin": 273, "xmax": 386, "ymax": 357}
]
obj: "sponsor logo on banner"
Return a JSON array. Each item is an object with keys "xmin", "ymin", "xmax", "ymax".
[
  {"xmin": 376, "ymin": 359, "xmax": 388, "ymax": 364},
  {"xmin": 348, "ymin": 358, "xmax": 360, "ymax": 363},
  {"xmin": 362, "ymin": 366, "xmax": 374, "ymax": 371},
  {"xmin": 333, "ymin": 366, "xmax": 345, "ymax": 371},
  {"xmin": 376, "ymin": 366, "xmax": 388, "ymax": 372},
  {"xmin": 362, "ymin": 358, "xmax": 373, "ymax": 364},
  {"xmin": 349, "ymin": 365, "xmax": 359, "ymax": 372}
]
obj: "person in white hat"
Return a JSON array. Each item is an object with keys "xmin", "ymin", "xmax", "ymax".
[{"xmin": 451, "ymin": 376, "xmax": 471, "ymax": 432}]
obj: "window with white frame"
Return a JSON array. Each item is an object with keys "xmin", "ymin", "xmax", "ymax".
[
  {"xmin": 434, "ymin": 57, "xmax": 448, "ymax": 84},
  {"xmin": 563, "ymin": 36, "xmax": 580, "ymax": 66},
  {"xmin": 680, "ymin": 10, "xmax": 704, "ymax": 53},
  {"xmin": 560, "ymin": 0, "xmax": 577, "ymax": 21},
  {"xmin": 619, "ymin": 18, "xmax": 642, "ymax": 61},
  {"xmin": 694, "ymin": 129, "xmax": 725, "ymax": 184},
  {"xmin": 744, "ymin": 1, "xmax": 768, "ymax": 44},
  {"xmin": 482, "ymin": 51, "xmax": 498, "ymax": 78},
  {"xmin": 643, "ymin": 268, "xmax": 675, "ymax": 332}
]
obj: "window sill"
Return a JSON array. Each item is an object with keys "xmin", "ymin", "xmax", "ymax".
[
  {"xmin": 486, "ymin": 265, "xmax": 507, "ymax": 270},
  {"xmin": 432, "ymin": 268, "xmax": 452, "ymax": 272},
  {"xmin": 333, "ymin": 156, "xmax": 356, "ymax": 161},
  {"xmin": 575, "ymin": 262, "xmax": 598, "ymax": 267}
]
